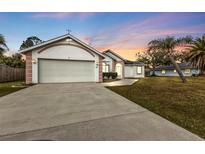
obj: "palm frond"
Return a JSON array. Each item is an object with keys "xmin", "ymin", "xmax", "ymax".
[
  {"xmin": 186, "ymin": 34, "xmax": 205, "ymax": 71},
  {"xmin": 0, "ymin": 34, "xmax": 9, "ymax": 53}
]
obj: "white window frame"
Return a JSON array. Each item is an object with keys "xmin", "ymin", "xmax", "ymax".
[
  {"xmin": 136, "ymin": 66, "xmax": 142, "ymax": 74},
  {"xmin": 102, "ymin": 63, "xmax": 109, "ymax": 73}
]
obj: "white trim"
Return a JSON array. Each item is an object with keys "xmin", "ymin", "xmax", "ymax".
[
  {"xmin": 20, "ymin": 34, "xmax": 105, "ymax": 58},
  {"xmin": 31, "ymin": 44, "xmax": 100, "ymax": 83},
  {"xmin": 137, "ymin": 66, "xmax": 142, "ymax": 74},
  {"xmin": 103, "ymin": 50, "xmax": 126, "ymax": 61}
]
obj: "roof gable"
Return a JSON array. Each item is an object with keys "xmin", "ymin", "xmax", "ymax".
[
  {"xmin": 102, "ymin": 52, "xmax": 116, "ymax": 61},
  {"xmin": 103, "ymin": 49, "xmax": 125, "ymax": 61},
  {"xmin": 19, "ymin": 34, "xmax": 105, "ymax": 58}
]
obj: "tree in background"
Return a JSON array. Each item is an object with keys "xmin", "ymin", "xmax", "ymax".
[
  {"xmin": 186, "ymin": 34, "xmax": 205, "ymax": 74},
  {"xmin": 137, "ymin": 48, "xmax": 187, "ymax": 76},
  {"xmin": 11, "ymin": 53, "xmax": 25, "ymax": 68},
  {"xmin": 137, "ymin": 50, "xmax": 167, "ymax": 76},
  {"xmin": 147, "ymin": 36, "xmax": 192, "ymax": 83},
  {"xmin": 0, "ymin": 34, "xmax": 25, "ymax": 68},
  {"xmin": 0, "ymin": 53, "xmax": 25, "ymax": 68},
  {"xmin": 0, "ymin": 34, "xmax": 9, "ymax": 56},
  {"xmin": 20, "ymin": 36, "xmax": 43, "ymax": 50}
]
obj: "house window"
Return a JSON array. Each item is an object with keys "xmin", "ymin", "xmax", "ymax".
[
  {"xmin": 102, "ymin": 63, "xmax": 109, "ymax": 72},
  {"xmin": 184, "ymin": 69, "xmax": 190, "ymax": 74},
  {"xmin": 161, "ymin": 70, "xmax": 166, "ymax": 74},
  {"xmin": 137, "ymin": 66, "xmax": 142, "ymax": 74}
]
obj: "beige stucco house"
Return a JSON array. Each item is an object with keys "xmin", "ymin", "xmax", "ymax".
[{"xmin": 20, "ymin": 34, "xmax": 144, "ymax": 84}]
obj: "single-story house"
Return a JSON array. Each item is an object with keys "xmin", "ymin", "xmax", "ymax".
[
  {"xmin": 150, "ymin": 63, "xmax": 200, "ymax": 76},
  {"xmin": 102, "ymin": 50, "xmax": 145, "ymax": 79},
  {"xmin": 20, "ymin": 34, "xmax": 144, "ymax": 84},
  {"xmin": 20, "ymin": 34, "xmax": 105, "ymax": 84}
]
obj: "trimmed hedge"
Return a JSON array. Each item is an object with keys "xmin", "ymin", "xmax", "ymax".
[{"xmin": 103, "ymin": 72, "xmax": 118, "ymax": 79}]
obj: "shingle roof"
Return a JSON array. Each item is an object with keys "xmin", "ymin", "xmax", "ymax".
[
  {"xmin": 103, "ymin": 49, "xmax": 144, "ymax": 65},
  {"xmin": 103, "ymin": 49, "xmax": 126, "ymax": 61},
  {"xmin": 124, "ymin": 60, "xmax": 145, "ymax": 65},
  {"xmin": 155, "ymin": 63, "xmax": 193, "ymax": 71},
  {"xmin": 102, "ymin": 52, "xmax": 116, "ymax": 60}
]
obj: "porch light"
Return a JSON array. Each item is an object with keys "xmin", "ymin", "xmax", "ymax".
[
  {"xmin": 32, "ymin": 59, "xmax": 37, "ymax": 64},
  {"xmin": 96, "ymin": 62, "xmax": 99, "ymax": 68}
]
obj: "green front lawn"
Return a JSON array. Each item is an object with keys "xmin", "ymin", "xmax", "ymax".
[
  {"xmin": 107, "ymin": 77, "xmax": 205, "ymax": 139},
  {"xmin": 0, "ymin": 81, "xmax": 27, "ymax": 97}
]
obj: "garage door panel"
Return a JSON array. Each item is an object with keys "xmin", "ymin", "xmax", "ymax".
[{"xmin": 39, "ymin": 59, "xmax": 95, "ymax": 83}]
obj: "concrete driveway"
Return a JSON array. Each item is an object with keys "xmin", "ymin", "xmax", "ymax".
[
  {"xmin": 102, "ymin": 79, "xmax": 138, "ymax": 86},
  {"xmin": 0, "ymin": 83, "xmax": 202, "ymax": 140}
]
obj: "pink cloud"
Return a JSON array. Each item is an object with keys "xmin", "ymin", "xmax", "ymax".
[
  {"xmin": 81, "ymin": 14, "xmax": 205, "ymax": 60},
  {"xmin": 91, "ymin": 15, "xmax": 205, "ymax": 47},
  {"xmin": 32, "ymin": 13, "xmax": 203, "ymax": 60},
  {"xmin": 31, "ymin": 12, "xmax": 94, "ymax": 19},
  {"xmin": 32, "ymin": 13, "xmax": 73, "ymax": 19}
]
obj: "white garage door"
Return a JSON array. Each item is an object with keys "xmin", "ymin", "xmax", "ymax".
[
  {"xmin": 39, "ymin": 59, "xmax": 95, "ymax": 83},
  {"xmin": 124, "ymin": 66, "xmax": 134, "ymax": 77}
]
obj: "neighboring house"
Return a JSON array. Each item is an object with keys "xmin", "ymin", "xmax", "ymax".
[
  {"xmin": 102, "ymin": 50, "xmax": 145, "ymax": 79},
  {"xmin": 150, "ymin": 63, "xmax": 200, "ymax": 76},
  {"xmin": 20, "ymin": 34, "xmax": 105, "ymax": 84}
]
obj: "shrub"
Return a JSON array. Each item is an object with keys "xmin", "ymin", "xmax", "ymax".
[
  {"xmin": 111, "ymin": 72, "xmax": 118, "ymax": 79},
  {"xmin": 103, "ymin": 72, "xmax": 110, "ymax": 79},
  {"xmin": 103, "ymin": 72, "xmax": 107, "ymax": 79},
  {"xmin": 103, "ymin": 72, "xmax": 118, "ymax": 79}
]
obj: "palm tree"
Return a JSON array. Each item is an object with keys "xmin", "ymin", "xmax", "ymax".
[
  {"xmin": 148, "ymin": 36, "xmax": 192, "ymax": 83},
  {"xmin": 0, "ymin": 34, "xmax": 9, "ymax": 55},
  {"xmin": 186, "ymin": 34, "xmax": 205, "ymax": 74}
]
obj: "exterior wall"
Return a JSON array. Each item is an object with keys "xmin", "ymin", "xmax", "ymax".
[
  {"xmin": 35, "ymin": 45, "xmax": 95, "ymax": 60},
  {"xmin": 98, "ymin": 57, "xmax": 103, "ymax": 82},
  {"xmin": 102, "ymin": 56, "xmax": 124, "ymax": 79},
  {"xmin": 150, "ymin": 69, "xmax": 200, "ymax": 76},
  {"xmin": 112, "ymin": 61, "xmax": 116, "ymax": 72},
  {"xmin": 105, "ymin": 52, "xmax": 122, "ymax": 61},
  {"xmin": 103, "ymin": 51, "xmax": 125, "ymax": 79},
  {"xmin": 102, "ymin": 55, "xmax": 113, "ymax": 72},
  {"xmin": 124, "ymin": 65, "xmax": 145, "ymax": 78},
  {"xmin": 119, "ymin": 61, "xmax": 125, "ymax": 79},
  {"xmin": 29, "ymin": 38, "xmax": 101, "ymax": 83},
  {"xmin": 25, "ymin": 52, "xmax": 32, "ymax": 84}
]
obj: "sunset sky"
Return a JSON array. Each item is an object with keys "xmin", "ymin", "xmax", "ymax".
[{"xmin": 1, "ymin": 12, "xmax": 205, "ymax": 60}]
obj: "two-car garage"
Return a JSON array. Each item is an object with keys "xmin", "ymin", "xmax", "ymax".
[
  {"xmin": 38, "ymin": 59, "xmax": 95, "ymax": 83},
  {"xmin": 21, "ymin": 34, "xmax": 104, "ymax": 84}
]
